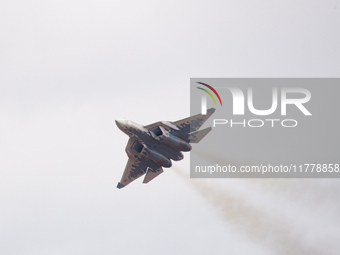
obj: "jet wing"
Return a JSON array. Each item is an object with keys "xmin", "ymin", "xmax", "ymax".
[
  {"xmin": 117, "ymin": 157, "xmax": 146, "ymax": 188},
  {"xmin": 172, "ymin": 107, "xmax": 215, "ymax": 133},
  {"xmin": 144, "ymin": 108, "xmax": 215, "ymax": 134},
  {"xmin": 117, "ymin": 139, "xmax": 163, "ymax": 189},
  {"xmin": 117, "ymin": 158, "xmax": 164, "ymax": 188}
]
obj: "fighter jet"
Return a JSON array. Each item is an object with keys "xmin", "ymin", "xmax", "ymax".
[{"xmin": 115, "ymin": 108, "xmax": 215, "ymax": 189}]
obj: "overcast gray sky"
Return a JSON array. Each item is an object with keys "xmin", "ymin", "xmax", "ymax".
[{"xmin": 1, "ymin": 1, "xmax": 339, "ymax": 254}]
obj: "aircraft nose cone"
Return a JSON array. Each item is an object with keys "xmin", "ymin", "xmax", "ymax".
[{"xmin": 115, "ymin": 120, "xmax": 127, "ymax": 129}]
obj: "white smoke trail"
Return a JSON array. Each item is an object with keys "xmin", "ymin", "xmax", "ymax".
[
  {"xmin": 193, "ymin": 148, "xmax": 340, "ymax": 212},
  {"xmin": 172, "ymin": 165, "xmax": 328, "ymax": 255}
]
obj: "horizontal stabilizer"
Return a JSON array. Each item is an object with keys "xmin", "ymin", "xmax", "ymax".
[
  {"xmin": 143, "ymin": 167, "xmax": 164, "ymax": 184},
  {"xmin": 189, "ymin": 127, "xmax": 212, "ymax": 143}
]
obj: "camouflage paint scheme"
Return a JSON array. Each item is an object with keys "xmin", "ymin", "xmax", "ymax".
[{"xmin": 115, "ymin": 108, "xmax": 215, "ymax": 189}]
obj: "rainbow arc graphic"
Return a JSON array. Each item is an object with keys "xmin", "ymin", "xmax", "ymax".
[{"xmin": 196, "ymin": 82, "xmax": 222, "ymax": 114}]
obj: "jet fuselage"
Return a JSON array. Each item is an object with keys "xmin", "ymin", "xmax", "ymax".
[
  {"xmin": 115, "ymin": 107, "xmax": 215, "ymax": 188},
  {"xmin": 115, "ymin": 120, "xmax": 188, "ymax": 167}
]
